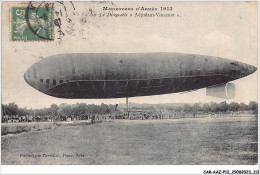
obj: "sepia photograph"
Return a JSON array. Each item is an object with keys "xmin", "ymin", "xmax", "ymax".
[{"xmin": 1, "ymin": 1, "xmax": 258, "ymax": 174}]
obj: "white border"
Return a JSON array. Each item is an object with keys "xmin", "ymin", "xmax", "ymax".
[
  {"xmin": 1, "ymin": 0, "xmax": 259, "ymax": 174},
  {"xmin": 1, "ymin": 165, "xmax": 260, "ymax": 174}
]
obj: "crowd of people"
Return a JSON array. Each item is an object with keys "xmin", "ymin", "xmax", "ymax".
[{"xmin": 2, "ymin": 115, "xmax": 53, "ymax": 123}]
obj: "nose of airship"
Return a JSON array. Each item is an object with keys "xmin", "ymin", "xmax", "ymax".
[
  {"xmin": 24, "ymin": 67, "xmax": 35, "ymax": 88},
  {"xmin": 248, "ymin": 64, "xmax": 257, "ymax": 75},
  {"xmin": 24, "ymin": 69, "xmax": 30, "ymax": 85},
  {"xmin": 243, "ymin": 63, "xmax": 257, "ymax": 77},
  {"xmin": 227, "ymin": 61, "xmax": 257, "ymax": 78}
]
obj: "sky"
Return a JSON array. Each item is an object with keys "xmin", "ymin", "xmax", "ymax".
[{"xmin": 2, "ymin": 1, "xmax": 258, "ymax": 109}]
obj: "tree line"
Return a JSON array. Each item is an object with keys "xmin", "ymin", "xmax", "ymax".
[
  {"xmin": 165, "ymin": 101, "xmax": 258, "ymax": 114},
  {"xmin": 2, "ymin": 101, "xmax": 258, "ymax": 119},
  {"xmin": 2, "ymin": 103, "xmax": 117, "ymax": 120}
]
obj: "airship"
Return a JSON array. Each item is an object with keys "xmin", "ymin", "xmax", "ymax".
[{"xmin": 24, "ymin": 52, "xmax": 257, "ymax": 99}]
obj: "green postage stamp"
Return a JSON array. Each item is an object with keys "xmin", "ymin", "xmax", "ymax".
[{"xmin": 11, "ymin": 2, "xmax": 54, "ymax": 41}]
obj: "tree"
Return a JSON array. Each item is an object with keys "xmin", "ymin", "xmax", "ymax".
[
  {"xmin": 218, "ymin": 101, "xmax": 228, "ymax": 112},
  {"xmin": 166, "ymin": 106, "xmax": 173, "ymax": 111},
  {"xmin": 88, "ymin": 104, "xmax": 100, "ymax": 114},
  {"xmin": 239, "ymin": 102, "xmax": 248, "ymax": 111},
  {"xmin": 248, "ymin": 101, "xmax": 258, "ymax": 113},
  {"xmin": 49, "ymin": 104, "xmax": 59, "ymax": 120},
  {"xmin": 156, "ymin": 104, "xmax": 165, "ymax": 110},
  {"xmin": 146, "ymin": 105, "xmax": 155, "ymax": 110},
  {"xmin": 100, "ymin": 103, "xmax": 109, "ymax": 114},
  {"xmin": 193, "ymin": 103, "xmax": 202, "ymax": 112},
  {"xmin": 18, "ymin": 107, "xmax": 29, "ymax": 116},
  {"xmin": 183, "ymin": 104, "xmax": 192, "ymax": 113},
  {"xmin": 71, "ymin": 103, "xmax": 88, "ymax": 120},
  {"xmin": 210, "ymin": 102, "xmax": 219, "ymax": 113},
  {"xmin": 202, "ymin": 103, "xmax": 210, "ymax": 113},
  {"xmin": 4, "ymin": 102, "xmax": 19, "ymax": 116},
  {"xmin": 174, "ymin": 106, "xmax": 183, "ymax": 113},
  {"xmin": 58, "ymin": 103, "xmax": 72, "ymax": 118},
  {"xmin": 228, "ymin": 102, "xmax": 239, "ymax": 112},
  {"xmin": 50, "ymin": 104, "xmax": 59, "ymax": 115}
]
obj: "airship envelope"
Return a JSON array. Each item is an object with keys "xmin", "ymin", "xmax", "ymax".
[{"xmin": 24, "ymin": 53, "xmax": 257, "ymax": 99}]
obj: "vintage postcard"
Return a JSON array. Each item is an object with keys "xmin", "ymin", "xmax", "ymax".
[{"xmin": 1, "ymin": 1, "xmax": 258, "ymax": 173}]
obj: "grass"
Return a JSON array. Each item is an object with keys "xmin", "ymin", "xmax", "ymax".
[
  {"xmin": 1, "ymin": 117, "xmax": 258, "ymax": 165},
  {"xmin": 1, "ymin": 120, "xmax": 93, "ymax": 136},
  {"xmin": 1, "ymin": 122, "xmax": 55, "ymax": 136}
]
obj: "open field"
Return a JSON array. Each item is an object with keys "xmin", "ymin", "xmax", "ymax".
[
  {"xmin": 1, "ymin": 117, "xmax": 258, "ymax": 165},
  {"xmin": 1, "ymin": 120, "xmax": 93, "ymax": 136}
]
